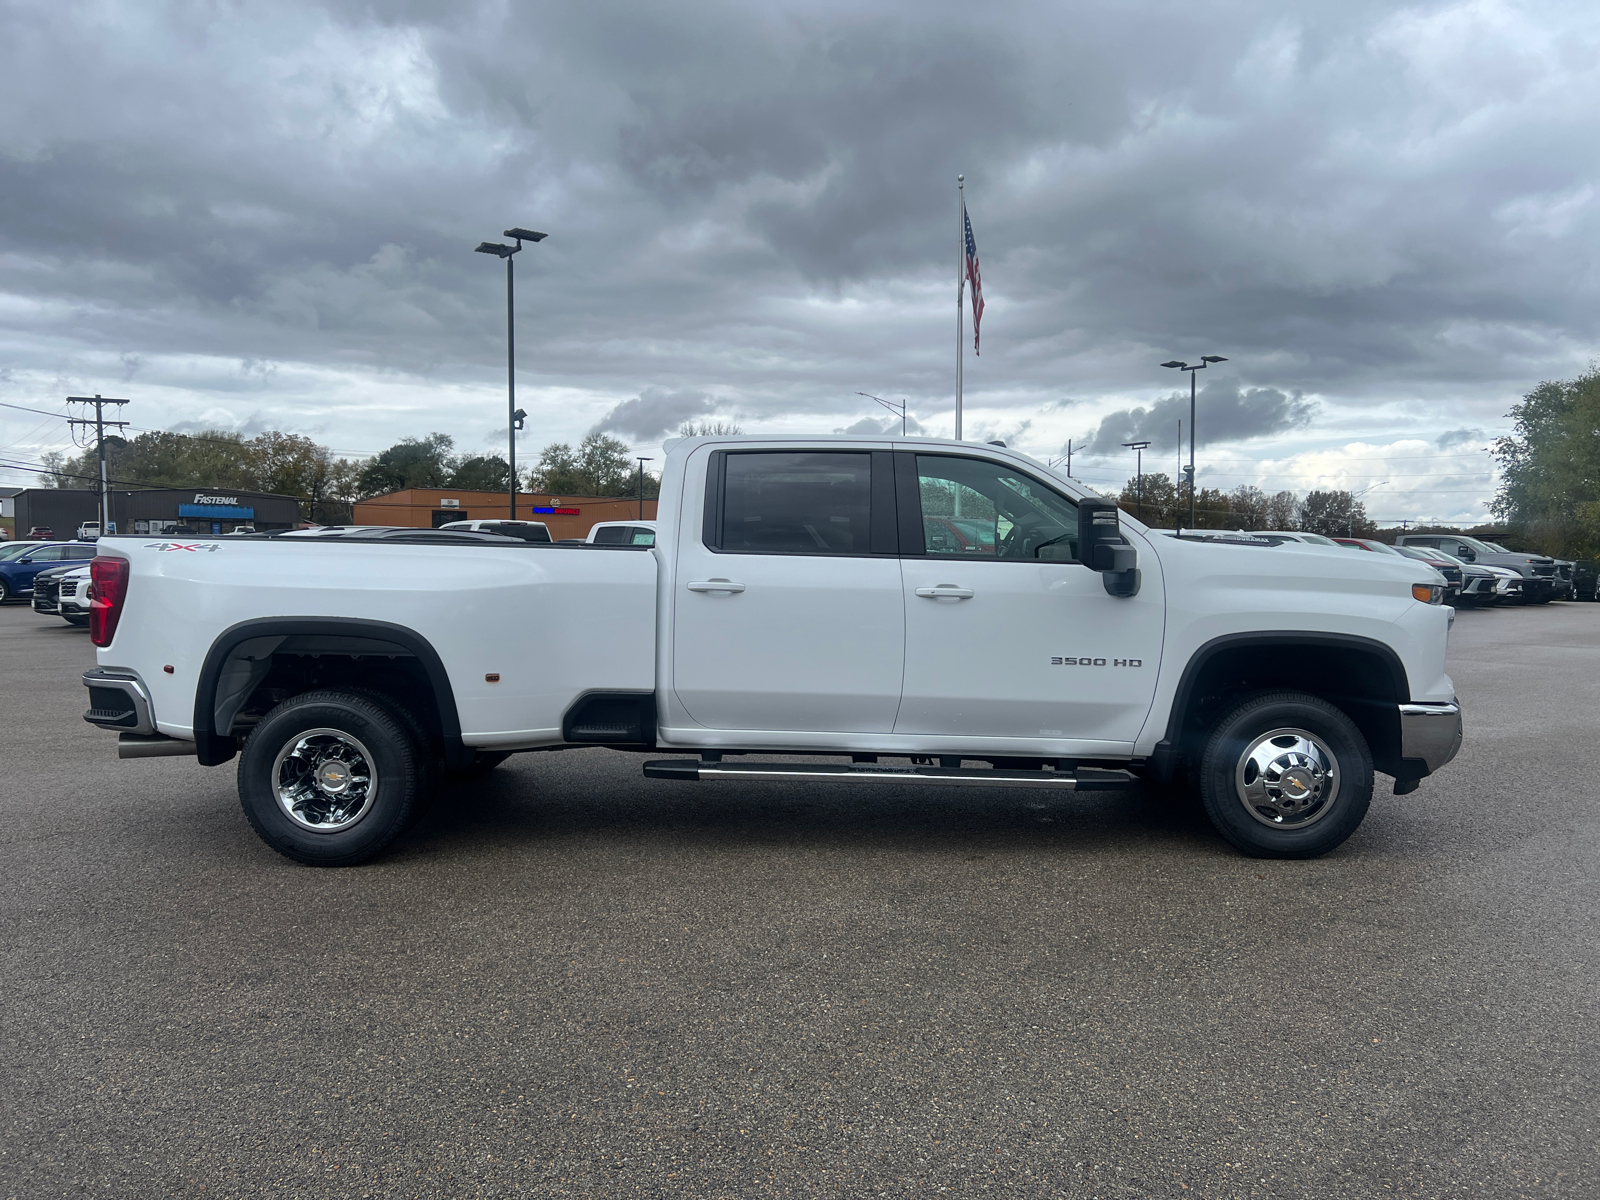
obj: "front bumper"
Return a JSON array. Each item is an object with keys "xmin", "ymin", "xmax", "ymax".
[{"xmin": 1399, "ymin": 700, "xmax": 1462, "ymax": 774}]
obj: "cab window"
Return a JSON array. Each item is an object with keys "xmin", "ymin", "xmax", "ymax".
[
  {"xmin": 910, "ymin": 455, "xmax": 1078, "ymax": 561},
  {"xmin": 710, "ymin": 451, "xmax": 876, "ymax": 555}
]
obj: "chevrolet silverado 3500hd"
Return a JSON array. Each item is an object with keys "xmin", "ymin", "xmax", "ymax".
[{"xmin": 81, "ymin": 435, "xmax": 1461, "ymax": 865}]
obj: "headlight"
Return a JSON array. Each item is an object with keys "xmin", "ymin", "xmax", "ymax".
[{"xmin": 1412, "ymin": 582, "xmax": 1443, "ymax": 604}]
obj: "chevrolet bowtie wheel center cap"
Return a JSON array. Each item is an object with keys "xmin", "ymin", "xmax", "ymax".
[{"xmin": 1235, "ymin": 728, "xmax": 1340, "ymax": 831}]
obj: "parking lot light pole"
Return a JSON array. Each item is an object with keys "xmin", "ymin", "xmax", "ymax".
[
  {"xmin": 1162, "ymin": 355, "xmax": 1227, "ymax": 528},
  {"xmin": 636, "ymin": 457, "xmax": 652, "ymax": 520},
  {"xmin": 476, "ymin": 227, "xmax": 546, "ymax": 519},
  {"xmin": 1121, "ymin": 440, "xmax": 1152, "ymax": 520}
]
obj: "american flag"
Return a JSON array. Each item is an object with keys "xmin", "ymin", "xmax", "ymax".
[{"xmin": 963, "ymin": 200, "xmax": 984, "ymax": 355}]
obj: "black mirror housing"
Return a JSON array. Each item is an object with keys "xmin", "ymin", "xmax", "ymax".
[
  {"xmin": 1077, "ymin": 497, "xmax": 1125, "ymax": 571},
  {"xmin": 1077, "ymin": 497, "xmax": 1140, "ymax": 596}
]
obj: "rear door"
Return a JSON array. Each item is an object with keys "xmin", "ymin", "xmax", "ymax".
[
  {"xmin": 894, "ymin": 452, "xmax": 1164, "ymax": 749},
  {"xmin": 670, "ymin": 447, "xmax": 904, "ymax": 733}
]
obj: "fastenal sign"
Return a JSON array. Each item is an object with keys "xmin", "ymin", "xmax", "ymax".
[{"xmin": 192, "ymin": 494, "xmax": 240, "ymax": 506}]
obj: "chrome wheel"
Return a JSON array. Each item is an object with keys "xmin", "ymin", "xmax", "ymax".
[
  {"xmin": 1233, "ymin": 727, "xmax": 1339, "ymax": 829},
  {"xmin": 271, "ymin": 728, "xmax": 379, "ymax": 833}
]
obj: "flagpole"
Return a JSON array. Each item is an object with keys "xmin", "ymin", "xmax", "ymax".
[{"xmin": 956, "ymin": 174, "xmax": 965, "ymax": 441}]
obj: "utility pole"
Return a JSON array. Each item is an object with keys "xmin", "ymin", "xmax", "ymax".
[
  {"xmin": 66, "ymin": 395, "xmax": 130, "ymax": 535},
  {"xmin": 636, "ymin": 457, "xmax": 652, "ymax": 521},
  {"xmin": 1066, "ymin": 439, "xmax": 1072, "ymax": 477}
]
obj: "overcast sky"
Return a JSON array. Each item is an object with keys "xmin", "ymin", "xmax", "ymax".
[{"xmin": 3, "ymin": 0, "xmax": 1598, "ymax": 521}]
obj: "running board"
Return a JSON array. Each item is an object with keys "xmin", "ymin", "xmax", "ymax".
[{"xmin": 642, "ymin": 759, "xmax": 1133, "ymax": 791}]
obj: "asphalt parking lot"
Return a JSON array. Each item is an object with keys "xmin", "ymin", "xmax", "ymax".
[{"xmin": 2, "ymin": 601, "xmax": 1597, "ymax": 1199}]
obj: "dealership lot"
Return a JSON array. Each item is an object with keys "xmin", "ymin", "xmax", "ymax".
[{"xmin": 2, "ymin": 602, "xmax": 1597, "ymax": 1198}]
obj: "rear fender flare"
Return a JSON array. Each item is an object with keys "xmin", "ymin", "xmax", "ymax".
[{"xmin": 192, "ymin": 617, "xmax": 465, "ymax": 768}]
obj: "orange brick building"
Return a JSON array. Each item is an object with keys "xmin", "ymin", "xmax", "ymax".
[{"xmin": 351, "ymin": 488, "xmax": 658, "ymax": 541}]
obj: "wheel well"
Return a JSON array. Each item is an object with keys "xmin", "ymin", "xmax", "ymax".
[
  {"xmin": 1160, "ymin": 636, "xmax": 1407, "ymax": 778},
  {"xmin": 194, "ymin": 620, "xmax": 464, "ymax": 767}
]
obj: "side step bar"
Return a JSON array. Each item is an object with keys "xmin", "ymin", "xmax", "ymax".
[{"xmin": 643, "ymin": 759, "xmax": 1133, "ymax": 791}]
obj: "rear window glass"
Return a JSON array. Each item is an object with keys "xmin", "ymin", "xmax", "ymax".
[{"xmin": 720, "ymin": 452, "xmax": 872, "ymax": 555}]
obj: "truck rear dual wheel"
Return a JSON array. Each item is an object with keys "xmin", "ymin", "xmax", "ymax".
[
  {"xmin": 1198, "ymin": 691, "xmax": 1373, "ymax": 859},
  {"xmin": 238, "ymin": 690, "xmax": 422, "ymax": 867}
]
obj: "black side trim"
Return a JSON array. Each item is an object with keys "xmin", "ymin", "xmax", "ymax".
[
  {"xmin": 1150, "ymin": 631, "xmax": 1412, "ymax": 777},
  {"xmin": 561, "ymin": 690, "xmax": 658, "ymax": 745},
  {"xmin": 193, "ymin": 617, "xmax": 465, "ymax": 768}
]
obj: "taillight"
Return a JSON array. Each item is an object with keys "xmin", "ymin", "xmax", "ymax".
[{"xmin": 89, "ymin": 556, "xmax": 130, "ymax": 647}]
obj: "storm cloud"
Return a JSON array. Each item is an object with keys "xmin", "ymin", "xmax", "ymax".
[
  {"xmin": 589, "ymin": 388, "xmax": 716, "ymax": 442},
  {"xmin": 1083, "ymin": 382, "xmax": 1316, "ymax": 455},
  {"xmin": 1, "ymin": 0, "xmax": 1597, "ymax": 520}
]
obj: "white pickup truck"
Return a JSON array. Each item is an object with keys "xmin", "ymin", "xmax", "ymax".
[{"xmin": 80, "ymin": 435, "xmax": 1461, "ymax": 866}]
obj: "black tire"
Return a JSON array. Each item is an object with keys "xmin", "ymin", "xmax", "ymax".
[
  {"xmin": 62, "ymin": 614, "xmax": 88, "ymax": 626},
  {"xmin": 238, "ymin": 690, "xmax": 421, "ymax": 867},
  {"xmin": 1198, "ymin": 691, "xmax": 1373, "ymax": 859},
  {"xmin": 0, "ymin": 578, "xmax": 9, "ymax": 603}
]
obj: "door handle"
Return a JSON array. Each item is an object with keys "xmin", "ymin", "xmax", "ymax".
[
  {"xmin": 915, "ymin": 585, "xmax": 974, "ymax": 599},
  {"xmin": 687, "ymin": 579, "xmax": 746, "ymax": 593}
]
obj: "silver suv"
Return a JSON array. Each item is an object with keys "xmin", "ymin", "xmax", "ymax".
[{"xmin": 1394, "ymin": 535, "xmax": 1558, "ymax": 603}]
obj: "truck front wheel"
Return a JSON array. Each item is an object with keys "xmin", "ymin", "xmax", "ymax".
[
  {"xmin": 1197, "ymin": 691, "xmax": 1373, "ymax": 859},
  {"xmin": 238, "ymin": 690, "xmax": 421, "ymax": 867}
]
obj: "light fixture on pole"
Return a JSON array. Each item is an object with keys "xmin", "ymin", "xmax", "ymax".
[
  {"xmin": 636, "ymin": 457, "xmax": 653, "ymax": 520},
  {"xmin": 1349, "ymin": 481, "xmax": 1388, "ymax": 538},
  {"xmin": 475, "ymin": 226, "xmax": 547, "ymax": 519},
  {"xmin": 1161, "ymin": 355, "xmax": 1227, "ymax": 528},
  {"xmin": 856, "ymin": 392, "xmax": 909, "ymax": 436},
  {"xmin": 1121, "ymin": 440, "xmax": 1152, "ymax": 521}
]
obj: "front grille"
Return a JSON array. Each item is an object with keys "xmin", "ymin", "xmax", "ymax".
[
  {"xmin": 1559, "ymin": 564, "xmax": 1572, "ymax": 580},
  {"xmin": 59, "ymin": 580, "xmax": 79, "ymax": 597},
  {"xmin": 1533, "ymin": 565, "xmax": 1555, "ymax": 577}
]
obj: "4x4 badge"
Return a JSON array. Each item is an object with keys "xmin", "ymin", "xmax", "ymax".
[{"xmin": 144, "ymin": 542, "xmax": 221, "ymax": 552}]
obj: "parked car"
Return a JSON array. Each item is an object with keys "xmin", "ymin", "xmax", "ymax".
[
  {"xmin": 26, "ymin": 526, "xmax": 54, "ymax": 539},
  {"xmin": 1389, "ymin": 545, "xmax": 1498, "ymax": 606},
  {"xmin": 586, "ymin": 520, "xmax": 657, "ymax": 546},
  {"xmin": 83, "ymin": 434, "xmax": 1460, "ymax": 867},
  {"xmin": 1551, "ymin": 559, "xmax": 1575, "ymax": 601},
  {"xmin": 77, "ymin": 522, "xmax": 102, "ymax": 541},
  {"xmin": 437, "ymin": 519, "xmax": 552, "ymax": 543},
  {"xmin": 0, "ymin": 540, "xmax": 49, "ymax": 562},
  {"xmin": 1394, "ymin": 535, "xmax": 1559, "ymax": 603},
  {"xmin": 1572, "ymin": 560, "xmax": 1600, "ymax": 602},
  {"xmin": 1334, "ymin": 538, "xmax": 1457, "ymax": 601},
  {"xmin": 32, "ymin": 563, "xmax": 92, "ymax": 625},
  {"xmin": 0, "ymin": 542, "xmax": 97, "ymax": 603}
]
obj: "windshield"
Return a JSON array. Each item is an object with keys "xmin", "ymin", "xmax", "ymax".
[
  {"xmin": 1480, "ymin": 541, "xmax": 1512, "ymax": 553},
  {"xmin": 0, "ymin": 543, "xmax": 42, "ymax": 561},
  {"xmin": 1456, "ymin": 537, "xmax": 1504, "ymax": 554}
]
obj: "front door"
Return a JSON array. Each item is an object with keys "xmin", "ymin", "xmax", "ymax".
[
  {"xmin": 671, "ymin": 448, "xmax": 904, "ymax": 734},
  {"xmin": 895, "ymin": 452, "xmax": 1164, "ymax": 751}
]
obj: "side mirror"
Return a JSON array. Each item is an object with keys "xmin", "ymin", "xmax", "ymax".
[
  {"xmin": 1458, "ymin": 548, "xmax": 1475, "ymax": 561},
  {"xmin": 16, "ymin": 556, "xmax": 32, "ymax": 564},
  {"xmin": 1077, "ymin": 497, "xmax": 1140, "ymax": 597}
]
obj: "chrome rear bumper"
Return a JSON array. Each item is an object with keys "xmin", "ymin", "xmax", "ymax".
[{"xmin": 1399, "ymin": 701, "xmax": 1462, "ymax": 773}]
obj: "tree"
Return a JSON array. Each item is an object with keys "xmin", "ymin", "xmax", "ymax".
[
  {"xmin": 448, "ymin": 455, "xmax": 511, "ymax": 492},
  {"xmin": 1116, "ymin": 471, "xmax": 1181, "ymax": 527},
  {"xmin": 678, "ymin": 420, "xmax": 743, "ymax": 437},
  {"xmin": 1491, "ymin": 367, "xmax": 1600, "ymax": 557},
  {"xmin": 1298, "ymin": 490, "xmax": 1375, "ymax": 537},
  {"xmin": 356, "ymin": 433, "xmax": 456, "ymax": 496},
  {"xmin": 527, "ymin": 433, "xmax": 658, "ymax": 497},
  {"xmin": 1265, "ymin": 489, "xmax": 1298, "ymax": 530}
]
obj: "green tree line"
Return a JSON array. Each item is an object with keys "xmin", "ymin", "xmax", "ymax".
[
  {"xmin": 40, "ymin": 427, "xmax": 669, "ymax": 523},
  {"xmin": 1113, "ymin": 472, "xmax": 1379, "ymax": 537}
]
